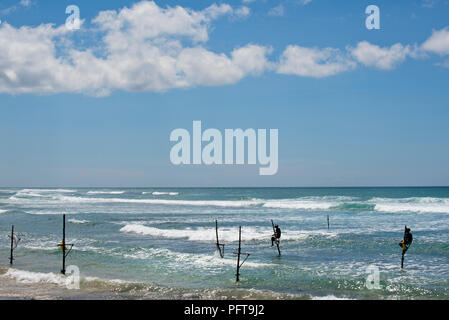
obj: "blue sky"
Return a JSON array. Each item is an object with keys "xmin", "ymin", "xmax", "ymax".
[{"xmin": 0, "ymin": 0, "xmax": 448, "ymax": 187}]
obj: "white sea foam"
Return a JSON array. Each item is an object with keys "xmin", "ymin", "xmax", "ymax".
[
  {"xmin": 120, "ymin": 224, "xmax": 330, "ymax": 242},
  {"xmin": 2, "ymin": 268, "xmax": 70, "ymax": 286},
  {"xmin": 18, "ymin": 188, "xmax": 76, "ymax": 194},
  {"xmin": 57, "ymin": 195, "xmax": 263, "ymax": 207},
  {"xmin": 5, "ymin": 190, "xmax": 449, "ymax": 214},
  {"xmin": 87, "ymin": 191, "xmax": 125, "ymax": 195},
  {"xmin": 120, "ymin": 224, "xmax": 264, "ymax": 241},
  {"xmin": 11, "ymin": 189, "xmax": 76, "ymax": 199},
  {"xmin": 262, "ymin": 196, "xmax": 449, "ymax": 213},
  {"xmin": 263, "ymin": 199, "xmax": 337, "ymax": 210},
  {"xmin": 370, "ymin": 197, "xmax": 449, "ymax": 214},
  {"xmin": 69, "ymin": 218, "xmax": 89, "ymax": 224},
  {"xmin": 14, "ymin": 191, "xmax": 44, "ymax": 198},
  {"xmin": 122, "ymin": 247, "xmax": 273, "ymax": 269},
  {"xmin": 0, "ymin": 209, "xmax": 8, "ymax": 214},
  {"xmin": 311, "ymin": 295, "xmax": 353, "ymax": 300},
  {"xmin": 262, "ymin": 196, "xmax": 358, "ymax": 210},
  {"xmin": 2, "ymin": 268, "xmax": 130, "ymax": 288},
  {"xmin": 150, "ymin": 191, "xmax": 179, "ymax": 195},
  {"xmin": 7, "ymin": 194, "xmax": 260, "ymax": 208},
  {"xmin": 0, "ymin": 189, "xmax": 17, "ymax": 193},
  {"xmin": 25, "ymin": 211, "xmax": 63, "ymax": 215}
]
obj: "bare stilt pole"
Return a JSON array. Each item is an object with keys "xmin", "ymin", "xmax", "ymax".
[
  {"xmin": 236, "ymin": 226, "xmax": 241, "ymax": 282},
  {"xmin": 59, "ymin": 214, "xmax": 74, "ymax": 275},
  {"xmin": 9, "ymin": 225, "xmax": 14, "ymax": 265},
  {"xmin": 9, "ymin": 225, "xmax": 20, "ymax": 265},
  {"xmin": 62, "ymin": 214, "xmax": 66, "ymax": 274},
  {"xmin": 215, "ymin": 220, "xmax": 224, "ymax": 258},
  {"xmin": 327, "ymin": 215, "xmax": 330, "ymax": 230},
  {"xmin": 234, "ymin": 226, "xmax": 250, "ymax": 282}
]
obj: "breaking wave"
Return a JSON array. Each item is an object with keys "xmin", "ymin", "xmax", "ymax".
[
  {"xmin": 119, "ymin": 224, "xmax": 331, "ymax": 242},
  {"xmin": 3, "ymin": 189, "xmax": 449, "ymax": 214},
  {"xmin": 369, "ymin": 197, "xmax": 449, "ymax": 214},
  {"xmin": 69, "ymin": 218, "xmax": 89, "ymax": 224},
  {"xmin": 18, "ymin": 189, "xmax": 76, "ymax": 194},
  {"xmin": 330, "ymin": 203, "xmax": 376, "ymax": 211},
  {"xmin": 57, "ymin": 196, "xmax": 263, "ymax": 207},
  {"xmin": 150, "ymin": 191, "xmax": 179, "ymax": 196},
  {"xmin": 2, "ymin": 268, "xmax": 73, "ymax": 286},
  {"xmin": 121, "ymin": 247, "xmax": 274, "ymax": 269},
  {"xmin": 0, "ymin": 268, "xmax": 302, "ymax": 299},
  {"xmin": 87, "ymin": 191, "xmax": 125, "ymax": 195}
]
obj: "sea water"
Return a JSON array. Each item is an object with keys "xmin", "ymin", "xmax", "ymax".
[{"xmin": 0, "ymin": 187, "xmax": 448, "ymax": 299}]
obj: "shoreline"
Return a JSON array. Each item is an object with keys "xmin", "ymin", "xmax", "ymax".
[{"xmin": 0, "ymin": 267, "xmax": 309, "ymax": 300}]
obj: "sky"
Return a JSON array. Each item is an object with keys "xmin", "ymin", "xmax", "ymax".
[{"xmin": 0, "ymin": 0, "xmax": 448, "ymax": 187}]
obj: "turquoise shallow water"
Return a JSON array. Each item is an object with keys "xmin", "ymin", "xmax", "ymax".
[{"xmin": 0, "ymin": 187, "xmax": 448, "ymax": 299}]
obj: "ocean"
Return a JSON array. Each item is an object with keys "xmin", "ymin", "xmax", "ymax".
[{"xmin": 0, "ymin": 187, "xmax": 448, "ymax": 300}]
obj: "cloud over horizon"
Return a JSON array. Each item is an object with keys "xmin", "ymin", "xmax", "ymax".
[
  {"xmin": 0, "ymin": 1, "xmax": 263, "ymax": 96},
  {"xmin": 0, "ymin": 1, "xmax": 448, "ymax": 97}
]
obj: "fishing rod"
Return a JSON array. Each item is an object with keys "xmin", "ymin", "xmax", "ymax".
[{"xmin": 215, "ymin": 219, "xmax": 225, "ymax": 258}]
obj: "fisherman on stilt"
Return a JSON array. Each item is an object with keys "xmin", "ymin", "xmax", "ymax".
[
  {"xmin": 399, "ymin": 225, "xmax": 413, "ymax": 269},
  {"xmin": 271, "ymin": 224, "xmax": 281, "ymax": 247}
]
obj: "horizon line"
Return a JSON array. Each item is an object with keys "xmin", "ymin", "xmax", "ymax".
[{"xmin": 1, "ymin": 186, "xmax": 449, "ymax": 189}]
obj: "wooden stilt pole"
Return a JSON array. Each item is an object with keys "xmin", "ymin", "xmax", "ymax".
[
  {"xmin": 401, "ymin": 251, "xmax": 405, "ymax": 269},
  {"xmin": 234, "ymin": 226, "xmax": 250, "ymax": 283},
  {"xmin": 327, "ymin": 215, "xmax": 330, "ymax": 230},
  {"xmin": 58, "ymin": 214, "xmax": 74, "ymax": 275},
  {"xmin": 234, "ymin": 226, "xmax": 251, "ymax": 283},
  {"xmin": 236, "ymin": 226, "xmax": 241, "ymax": 282},
  {"xmin": 215, "ymin": 220, "xmax": 224, "ymax": 258},
  {"xmin": 61, "ymin": 214, "xmax": 66, "ymax": 275},
  {"xmin": 9, "ymin": 225, "xmax": 14, "ymax": 265}
]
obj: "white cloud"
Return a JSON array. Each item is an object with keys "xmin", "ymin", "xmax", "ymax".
[
  {"xmin": 349, "ymin": 27, "xmax": 449, "ymax": 70},
  {"xmin": 235, "ymin": 6, "xmax": 251, "ymax": 18},
  {"xmin": 1, "ymin": 0, "xmax": 33, "ymax": 15},
  {"xmin": 421, "ymin": 27, "xmax": 449, "ymax": 55},
  {"xmin": 0, "ymin": 23, "xmax": 77, "ymax": 94},
  {"xmin": 173, "ymin": 44, "xmax": 271, "ymax": 87},
  {"xmin": 0, "ymin": 0, "xmax": 447, "ymax": 96},
  {"xmin": 268, "ymin": 5, "xmax": 284, "ymax": 17},
  {"xmin": 0, "ymin": 1, "xmax": 267, "ymax": 96},
  {"xmin": 231, "ymin": 44, "xmax": 274, "ymax": 75},
  {"xmin": 349, "ymin": 41, "xmax": 411, "ymax": 70},
  {"xmin": 277, "ymin": 45, "xmax": 355, "ymax": 78},
  {"xmin": 93, "ymin": 2, "xmax": 234, "ymax": 43}
]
